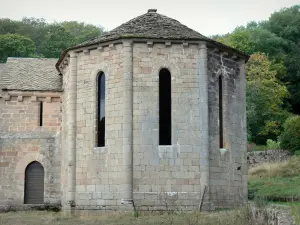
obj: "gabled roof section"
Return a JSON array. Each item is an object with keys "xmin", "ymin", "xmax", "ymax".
[
  {"xmin": 56, "ymin": 10, "xmax": 249, "ymax": 70},
  {"xmin": 1, "ymin": 58, "xmax": 62, "ymax": 92}
]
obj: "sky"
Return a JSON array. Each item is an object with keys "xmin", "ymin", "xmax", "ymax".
[{"xmin": 0, "ymin": 0, "xmax": 299, "ymax": 36}]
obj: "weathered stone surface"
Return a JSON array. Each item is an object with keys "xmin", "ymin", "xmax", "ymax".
[
  {"xmin": 251, "ymin": 205, "xmax": 296, "ymax": 225},
  {"xmin": 247, "ymin": 150, "xmax": 291, "ymax": 167},
  {"xmin": 0, "ymin": 94, "xmax": 61, "ymax": 205},
  {"xmin": 0, "ymin": 10, "xmax": 248, "ymax": 212}
]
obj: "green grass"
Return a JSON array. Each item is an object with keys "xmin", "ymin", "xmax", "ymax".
[
  {"xmin": 248, "ymin": 156, "xmax": 300, "ymax": 201},
  {"xmin": 249, "ymin": 176, "xmax": 300, "ymax": 201},
  {"xmin": 0, "ymin": 210, "xmax": 251, "ymax": 225},
  {"xmin": 248, "ymin": 156, "xmax": 300, "ymax": 223}
]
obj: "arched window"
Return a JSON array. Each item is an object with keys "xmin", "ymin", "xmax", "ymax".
[
  {"xmin": 219, "ymin": 76, "xmax": 224, "ymax": 148},
  {"xmin": 159, "ymin": 68, "xmax": 172, "ymax": 145},
  {"xmin": 24, "ymin": 161, "xmax": 44, "ymax": 204},
  {"xmin": 97, "ymin": 71, "xmax": 105, "ymax": 147}
]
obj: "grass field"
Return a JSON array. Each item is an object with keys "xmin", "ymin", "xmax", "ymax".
[
  {"xmin": 248, "ymin": 156, "xmax": 300, "ymax": 224},
  {"xmin": 0, "ymin": 210, "xmax": 252, "ymax": 225},
  {"xmin": 248, "ymin": 156, "xmax": 300, "ymax": 201}
]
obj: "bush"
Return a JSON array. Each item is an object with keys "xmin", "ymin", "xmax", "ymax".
[
  {"xmin": 280, "ymin": 115, "xmax": 300, "ymax": 153},
  {"xmin": 266, "ymin": 139, "xmax": 281, "ymax": 149}
]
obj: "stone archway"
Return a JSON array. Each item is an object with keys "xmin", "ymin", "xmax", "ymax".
[
  {"xmin": 24, "ymin": 161, "xmax": 44, "ymax": 204},
  {"xmin": 14, "ymin": 153, "xmax": 49, "ymax": 204}
]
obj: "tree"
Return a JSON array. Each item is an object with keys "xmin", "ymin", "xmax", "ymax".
[
  {"xmin": 217, "ymin": 26, "xmax": 256, "ymax": 55},
  {"xmin": 216, "ymin": 5, "xmax": 300, "ymax": 114},
  {"xmin": 59, "ymin": 21, "xmax": 103, "ymax": 44},
  {"xmin": 246, "ymin": 53, "xmax": 290, "ymax": 144},
  {"xmin": 0, "ymin": 17, "xmax": 105, "ymax": 59},
  {"xmin": 40, "ymin": 25, "xmax": 75, "ymax": 58},
  {"xmin": 0, "ymin": 34, "xmax": 37, "ymax": 62},
  {"xmin": 280, "ymin": 115, "xmax": 300, "ymax": 152},
  {"xmin": 0, "ymin": 18, "xmax": 22, "ymax": 34},
  {"xmin": 265, "ymin": 5, "xmax": 300, "ymax": 114},
  {"xmin": 265, "ymin": 5, "xmax": 300, "ymax": 44}
]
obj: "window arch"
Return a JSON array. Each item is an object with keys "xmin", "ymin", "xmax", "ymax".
[
  {"xmin": 219, "ymin": 75, "xmax": 223, "ymax": 148},
  {"xmin": 24, "ymin": 161, "xmax": 44, "ymax": 204},
  {"xmin": 159, "ymin": 68, "xmax": 172, "ymax": 145},
  {"xmin": 97, "ymin": 71, "xmax": 105, "ymax": 147}
]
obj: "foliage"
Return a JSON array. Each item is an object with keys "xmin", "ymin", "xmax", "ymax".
[
  {"xmin": 279, "ymin": 115, "xmax": 300, "ymax": 152},
  {"xmin": 216, "ymin": 5, "xmax": 300, "ymax": 114},
  {"xmin": 40, "ymin": 25, "xmax": 75, "ymax": 58},
  {"xmin": 246, "ymin": 53, "xmax": 290, "ymax": 144},
  {"xmin": 0, "ymin": 34, "xmax": 36, "ymax": 62},
  {"xmin": 266, "ymin": 139, "xmax": 281, "ymax": 150},
  {"xmin": 0, "ymin": 17, "xmax": 104, "ymax": 60},
  {"xmin": 60, "ymin": 21, "xmax": 103, "ymax": 44}
]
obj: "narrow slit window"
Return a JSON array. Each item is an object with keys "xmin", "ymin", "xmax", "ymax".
[
  {"xmin": 97, "ymin": 72, "xmax": 105, "ymax": 147},
  {"xmin": 39, "ymin": 102, "xmax": 43, "ymax": 127},
  {"xmin": 219, "ymin": 76, "xmax": 224, "ymax": 148},
  {"xmin": 159, "ymin": 68, "xmax": 172, "ymax": 145}
]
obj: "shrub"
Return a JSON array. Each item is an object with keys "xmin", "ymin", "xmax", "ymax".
[
  {"xmin": 266, "ymin": 139, "xmax": 281, "ymax": 149},
  {"xmin": 280, "ymin": 115, "xmax": 300, "ymax": 153}
]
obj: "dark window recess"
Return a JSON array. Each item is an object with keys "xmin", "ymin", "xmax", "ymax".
[
  {"xmin": 39, "ymin": 102, "xmax": 43, "ymax": 126},
  {"xmin": 97, "ymin": 72, "xmax": 105, "ymax": 147},
  {"xmin": 159, "ymin": 68, "xmax": 172, "ymax": 145},
  {"xmin": 219, "ymin": 76, "xmax": 224, "ymax": 148},
  {"xmin": 24, "ymin": 161, "xmax": 44, "ymax": 204}
]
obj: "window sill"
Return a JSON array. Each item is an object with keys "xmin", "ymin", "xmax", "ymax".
[
  {"xmin": 158, "ymin": 145, "xmax": 175, "ymax": 158},
  {"xmin": 93, "ymin": 146, "xmax": 106, "ymax": 154}
]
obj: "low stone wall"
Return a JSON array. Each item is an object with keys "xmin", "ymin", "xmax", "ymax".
[
  {"xmin": 247, "ymin": 150, "xmax": 291, "ymax": 167},
  {"xmin": 251, "ymin": 205, "xmax": 295, "ymax": 225}
]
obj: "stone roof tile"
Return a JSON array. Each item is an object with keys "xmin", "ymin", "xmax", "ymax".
[
  {"xmin": 56, "ymin": 10, "xmax": 249, "ymax": 69},
  {"xmin": 76, "ymin": 11, "xmax": 209, "ymax": 47},
  {"xmin": 1, "ymin": 58, "xmax": 62, "ymax": 91}
]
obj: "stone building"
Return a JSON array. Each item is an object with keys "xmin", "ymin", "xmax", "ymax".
[{"xmin": 0, "ymin": 9, "xmax": 249, "ymax": 211}]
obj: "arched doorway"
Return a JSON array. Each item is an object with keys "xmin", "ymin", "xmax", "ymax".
[{"xmin": 24, "ymin": 161, "xmax": 44, "ymax": 204}]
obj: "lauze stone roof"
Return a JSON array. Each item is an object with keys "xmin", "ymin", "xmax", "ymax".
[
  {"xmin": 57, "ymin": 10, "xmax": 249, "ymax": 68},
  {"xmin": 0, "ymin": 58, "xmax": 62, "ymax": 92},
  {"xmin": 77, "ymin": 10, "xmax": 209, "ymax": 47}
]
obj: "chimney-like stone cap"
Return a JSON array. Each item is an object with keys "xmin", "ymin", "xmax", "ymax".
[{"xmin": 148, "ymin": 9, "xmax": 157, "ymax": 13}]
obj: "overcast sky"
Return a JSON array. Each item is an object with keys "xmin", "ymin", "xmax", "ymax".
[{"xmin": 0, "ymin": 0, "xmax": 299, "ymax": 36}]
